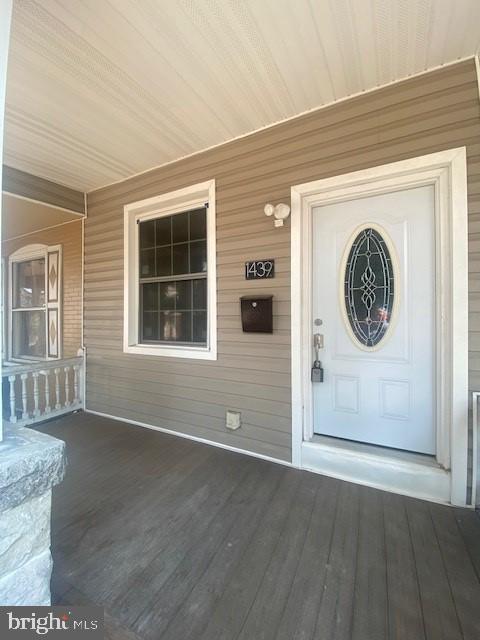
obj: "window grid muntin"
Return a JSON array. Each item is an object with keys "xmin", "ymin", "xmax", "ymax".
[
  {"xmin": 139, "ymin": 207, "xmax": 207, "ymax": 279},
  {"xmin": 138, "ymin": 207, "xmax": 208, "ymax": 346},
  {"xmin": 140, "ymin": 279, "xmax": 207, "ymax": 345},
  {"xmin": 11, "ymin": 256, "xmax": 47, "ymax": 359}
]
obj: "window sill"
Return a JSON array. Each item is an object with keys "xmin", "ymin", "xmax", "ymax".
[
  {"xmin": 123, "ymin": 343, "xmax": 217, "ymax": 361},
  {"xmin": 4, "ymin": 357, "xmax": 47, "ymax": 365}
]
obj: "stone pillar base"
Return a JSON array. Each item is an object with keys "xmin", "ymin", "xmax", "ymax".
[{"xmin": 0, "ymin": 426, "xmax": 65, "ymax": 605}]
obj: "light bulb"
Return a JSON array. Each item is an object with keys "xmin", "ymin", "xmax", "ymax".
[
  {"xmin": 274, "ymin": 203, "xmax": 290, "ymax": 220},
  {"xmin": 264, "ymin": 203, "xmax": 275, "ymax": 217}
]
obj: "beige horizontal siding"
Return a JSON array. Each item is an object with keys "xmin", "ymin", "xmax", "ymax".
[
  {"xmin": 85, "ymin": 59, "xmax": 480, "ymax": 462},
  {"xmin": 2, "ymin": 219, "xmax": 83, "ymax": 358}
]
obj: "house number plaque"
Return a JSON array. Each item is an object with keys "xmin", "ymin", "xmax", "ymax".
[{"xmin": 245, "ymin": 259, "xmax": 275, "ymax": 280}]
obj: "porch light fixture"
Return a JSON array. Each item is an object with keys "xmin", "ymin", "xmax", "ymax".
[{"xmin": 264, "ymin": 202, "xmax": 290, "ymax": 227}]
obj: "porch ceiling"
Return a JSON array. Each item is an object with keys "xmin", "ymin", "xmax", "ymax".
[{"xmin": 4, "ymin": 0, "xmax": 480, "ymax": 193}]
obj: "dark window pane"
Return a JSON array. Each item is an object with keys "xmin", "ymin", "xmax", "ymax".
[
  {"xmin": 172, "ymin": 212, "xmax": 189, "ymax": 244},
  {"xmin": 173, "ymin": 243, "xmax": 189, "ymax": 275},
  {"xmin": 159, "ymin": 282, "xmax": 176, "ymax": 310},
  {"xmin": 159, "ymin": 311, "xmax": 191, "ymax": 342},
  {"xmin": 190, "ymin": 240, "xmax": 207, "ymax": 273},
  {"xmin": 352, "ymin": 254, "xmax": 368, "ymax": 288},
  {"xmin": 14, "ymin": 259, "xmax": 45, "ymax": 308},
  {"xmin": 193, "ymin": 278, "xmax": 207, "ymax": 309},
  {"xmin": 12, "ymin": 310, "xmax": 46, "ymax": 358},
  {"xmin": 139, "ymin": 220, "xmax": 155, "ymax": 249},
  {"xmin": 156, "ymin": 246, "xmax": 172, "ymax": 277},
  {"xmin": 142, "ymin": 311, "xmax": 159, "ymax": 341},
  {"xmin": 142, "ymin": 283, "xmax": 158, "ymax": 311},
  {"xmin": 176, "ymin": 280, "xmax": 192, "ymax": 310},
  {"xmin": 190, "ymin": 209, "xmax": 206, "ymax": 241},
  {"xmin": 140, "ymin": 248, "xmax": 155, "ymax": 277},
  {"xmin": 193, "ymin": 310, "xmax": 207, "ymax": 343},
  {"xmin": 159, "ymin": 311, "xmax": 175, "ymax": 341},
  {"xmin": 155, "ymin": 217, "xmax": 171, "ymax": 246},
  {"xmin": 174, "ymin": 311, "xmax": 192, "ymax": 342}
]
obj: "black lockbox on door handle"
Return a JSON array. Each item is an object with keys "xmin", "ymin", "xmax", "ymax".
[{"xmin": 240, "ymin": 295, "xmax": 273, "ymax": 333}]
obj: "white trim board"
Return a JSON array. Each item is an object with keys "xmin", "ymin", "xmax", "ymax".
[
  {"xmin": 0, "ymin": 0, "xmax": 13, "ymax": 442},
  {"xmin": 291, "ymin": 148, "xmax": 469, "ymax": 506},
  {"xmin": 85, "ymin": 408, "xmax": 293, "ymax": 469},
  {"xmin": 475, "ymin": 55, "xmax": 480, "ymax": 105}
]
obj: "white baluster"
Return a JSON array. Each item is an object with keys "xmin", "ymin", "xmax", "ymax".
[
  {"xmin": 54, "ymin": 368, "xmax": 61, "ymax": 410},
  {"xmin": 64, "ymin": 366, "xmax": 71, "ymax": 406},
  {"xmin": 20, "ymin": 373, "xmax": 28, "ymax": 420},
  {"xmin": 8, "ymin": 375, "xmax": 17, "ymax": 423},
  {"xmin": 73, "ymin": 364, "xmax": 80, "ymax": 405},
  {"xmin": 32, "ymin": 372, "xmax": 40, "ymax": 418},
  {"xmin": 42, "ymin": 371, "xmax": 51, "ymax": 414}
]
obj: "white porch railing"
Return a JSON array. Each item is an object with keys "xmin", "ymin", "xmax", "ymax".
[{"xmin": 2, "ymin": 356, "xmax": 83, "ymax": 427}]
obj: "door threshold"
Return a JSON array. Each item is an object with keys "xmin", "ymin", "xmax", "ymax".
[
  {"xmin": 312, "ymin": 434, "xmax": 440, "ymax": 467},
  {"xmin": 302, "ymin": 436, "xmax": 451, "ymax": 504}
]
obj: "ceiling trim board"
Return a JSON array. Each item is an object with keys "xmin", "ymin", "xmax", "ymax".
[
  {"xmin": 1, "ymin": 216, "xmax": 82, "ymax": 244},
  {"xmin": 2, "ymin": 165, "xmax": 85, "ymax": 212},
  {"xmin": 2, "ymin": 190, "xmax": 86, "ymax": 217}
]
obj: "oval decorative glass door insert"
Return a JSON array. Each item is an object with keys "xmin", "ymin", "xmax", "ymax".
[{"xmin": 343, "ymin": 227, "xmax": 395, "ymax": 348}]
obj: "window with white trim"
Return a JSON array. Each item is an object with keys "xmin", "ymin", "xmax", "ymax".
[
  {"xmin": 124, "ymin": 180, "xmax": 217, "ymax": 360},
  {"xmin": 8, "ymin": 244, "xmax": 62, "ymax": 361}
]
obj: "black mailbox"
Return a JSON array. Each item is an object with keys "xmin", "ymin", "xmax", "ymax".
[{"xmin": 240, "ymin": 295, "xmax": 273, "ymax": 333}]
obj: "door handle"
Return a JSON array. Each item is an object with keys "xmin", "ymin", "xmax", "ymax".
[
  {"xmin": 313, "ymin": 333, "xmax": 324, "ymax": 360},
  {"xmin": 312, "ymin": 333, "xmax": 324, "ymax": 383}
]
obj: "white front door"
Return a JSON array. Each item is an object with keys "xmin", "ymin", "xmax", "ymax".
[{"xmin": 312, "ymin": 185, "xmax": 436, "ymax": 455}]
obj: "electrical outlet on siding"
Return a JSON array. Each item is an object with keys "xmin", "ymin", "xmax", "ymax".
[{"xmin": 226, "ymin": 410, "xmax": 241, "ymax": 430}]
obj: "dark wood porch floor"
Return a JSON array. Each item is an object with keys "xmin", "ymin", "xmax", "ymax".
[{"xmin": 39, "ymin": 412, "xmax": 480, "ymax": 640}]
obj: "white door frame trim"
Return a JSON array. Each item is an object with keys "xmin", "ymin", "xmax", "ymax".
[{"xmin": 291, "ymin": 148, "xmax": 469, "ymax": 506}]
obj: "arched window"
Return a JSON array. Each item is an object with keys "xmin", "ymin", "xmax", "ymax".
[{"xmin": 8, "ymin": 244, "xmax": 62, "ymax": 360}]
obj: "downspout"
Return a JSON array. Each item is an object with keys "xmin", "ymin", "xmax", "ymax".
[{"xmin": 80, "ymin": 191, "xmax": 87, "ymax": 411}]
